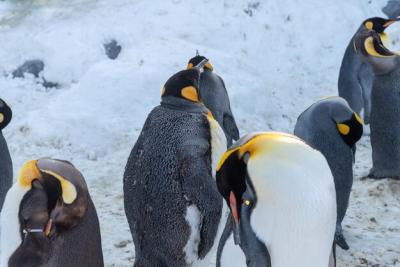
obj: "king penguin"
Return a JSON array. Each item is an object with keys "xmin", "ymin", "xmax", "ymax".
[
  {"xmin": 354, "ymin": 25, "xmax": 400, "ymax": 179},
  {"xmin": 187, "ymin": 55, "xmax": 239, "ymax": 146},
  {"xmin": 123, "ymin": 65, "xmax": 228, "ymax": 266},
  {"xmin": 294, "ymin": 97, "xmax": 363, "ymax": 250},
  {"xmin": 216, "ymin": 132, "xmax": 337, "ymax": 267},
  {"xmin": 338, "ymin": 17, "xmax": 398, "ymax": 124},
  {"xmin": 0, "ymin": 98, "xmax": 12, "ymax": 210},
  {"xmin": 1, "ymin": 158, "xmax": 104, "ymax": 267}
]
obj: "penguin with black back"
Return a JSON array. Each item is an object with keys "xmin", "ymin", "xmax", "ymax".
[
  {"xmin": 1, "ymin": 158, "xmax": 104, "ymax": 267},
  {"xmin": 123, "ymin": 62, "xmax": 228, "ymax": 266},
  {"xmin": 294, "ymin": 97, "xmax": 363, "ymax": 250},
  {"xmin": 187, "ymin": 54, "xmax": 239, "ymax": 146},
  {"xmin": 0, "ymin": 98, "xmax": 12, "ymax": 210},
  {"xmin": 338, "ymin": 17, "xmax": 399, "ymax": 124},
  {"xmin": 354, "ymin": 24, "xmax": 400, "ymax": 179}
]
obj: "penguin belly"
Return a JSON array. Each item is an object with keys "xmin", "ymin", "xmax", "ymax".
[
  {"xmin": 124, "ymin": 105, "xmax": 226, "ymax": 267},
  {"xmin": 370, "ymin": 68, "xmax": 400, "ymax": 178},
  {"xmin": 248, "ymin": 150, "xmax": 336, "ymax": 267},
  {"xmin": 0, "ymin": 132, "xmax": 12, "ymax": 210}
]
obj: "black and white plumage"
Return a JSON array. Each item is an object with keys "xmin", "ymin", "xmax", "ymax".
[
  {"xmin": 216, "ymin": 132, "xmax": 336, "ymax": 267},
  {"xmin": 1, "ymin": 158, "xmax": 104, "ymax": 267},
  {"xmin": 294, "ymin": 97, "xmax": 363, "ymax": 250},
  {"xmin": 0, "ymin": 98, "xmax": 12, "ymax": 210},
  {"xmin": 338, "ymin": 17, "xmax": 398, "ymax": 124},
  {"xmin": 123, "ymin": 67, "xmax": 228, "ymax": 266}
]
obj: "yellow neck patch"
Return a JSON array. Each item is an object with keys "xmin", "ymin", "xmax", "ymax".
[
  {"xmin": 40, "ymin": 170, "xmax": 77, "ymax": 204},
  {"xmin": 181, "ymin": 86, "xmax": 199, "ymax": 102},
  {"xmin": 364, "ymin": 36, "xmax": 393, "ymax": 58},
  {"xmin": 0, "ymin": 113, "xmax": 3, "ymax": 124},
  {"xmin": 18, "ymin": 160, "xmax": 42, "ymax": 188},
  {"xmin": 337, "ymin": 124, "xmax": 350, "ymax": 135}
]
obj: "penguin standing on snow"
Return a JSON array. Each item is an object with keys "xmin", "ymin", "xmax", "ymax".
[
  {"xmin": 1, "ymin": 158, "xmax": 104, "ymax": 267},
  {"xmin": 354, "ymin": 26, "xmax": 400, "ymax": 178},
  {"xmin": 216, "ymin": 132, "xmax": 337, "ymax": 267},
  {"xmin": 338, "ymin": 17, "xmax": 399, "ymax": 124},
  {"xmin": 294, "ymin": 97, "xmax": 363, "ymax": 250},
  {"xmin": 187, "ymin": 55, "xmax": 239, "ymax": 146},
  {"xmin": 123, "ymin": 64, "xmax": 228, "ymax": 266},
  {"xmin": 0, "ymin": 98, "xmax": 12, "ymax": 210}
]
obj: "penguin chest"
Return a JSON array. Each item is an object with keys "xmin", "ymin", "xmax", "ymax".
[{"xmin": 206, "ymin": 114, "xmax": 228, "ymax": 177}]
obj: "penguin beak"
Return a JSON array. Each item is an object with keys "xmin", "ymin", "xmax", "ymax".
[
  {"xmin": 229, "ymin": 191, "xmax": 241, "ymax": 245},
  {"xmin": 383, "ymin": 18, "xmax": 400, "ymax": 28}
]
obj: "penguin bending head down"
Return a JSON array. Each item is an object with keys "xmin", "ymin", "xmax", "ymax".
[
  {"xmin": 354, "ymin": 26, "xmax": 400, "ymax": 179},
  {"xmin": 216, "ymin": 132, "xmax": 337, "ymax": 267},
  {"xmin": 338, "ymin": 17, "xmax": 399, "ymax": 124},
  {"xmin": 1, "ymin": 158, "xmax": 104, "ymax": 267},
  {"xmin": 187, "ymin": 55, "xmax": 239, "ymax": 146},
  {"xmin": 0, "ymin": 98, "xmax": 13, "ymax": 210},
  {"xmin": 294, "ymin": 97, "xmax": 363, "ymax": 250},
  {"xmin": 124, "ymin": 65, "xmax": 228, "ymax": 266}
]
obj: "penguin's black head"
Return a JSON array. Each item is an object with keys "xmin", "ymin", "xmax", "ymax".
[
  {"xmin": 362, "ymin": 17, "xmax": 400, "ymax": 33},
  {"xmin": 336, "ymin": 112, "xmax": 363, "ymax": 147},
  {"xmin": 187, "ymin": 55, "xmax": 214, "ymax": 71},
  {"xmin": 161, "ymin": 68, "xmax": 201, "ymax": 102},
  {"xmin": 0, "ymin": 98, "xmax": 12, "ymax": 131}
]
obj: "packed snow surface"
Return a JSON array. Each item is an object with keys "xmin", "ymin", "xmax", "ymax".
[{"xmin": 0, "ymin": 0, "xmax": 399, "ymax": 266}]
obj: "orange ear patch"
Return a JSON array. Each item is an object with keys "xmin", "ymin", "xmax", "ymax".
[
  {"xmin": 181, "ymin": 86, "xmax": 199, "ymax": 102},
  {"xmin": 18, "ymin": 160, "xmax": 42, "ymax": 188},
  {"xmin": 0, "ymin": 113, "xmax": 3, "ymax": 124}
]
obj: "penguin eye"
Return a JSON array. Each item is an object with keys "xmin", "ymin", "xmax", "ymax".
[{"xmin": 243, "ymin": 199, "xmax": 252, "ymax": 206}]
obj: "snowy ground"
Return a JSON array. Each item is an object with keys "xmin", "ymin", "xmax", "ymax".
[{"xmin": 0, "ymin": 0, "xmax": 399, "ymax": 266}]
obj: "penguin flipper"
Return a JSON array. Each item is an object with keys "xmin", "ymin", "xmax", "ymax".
[
  {"xmin": 178, "ymin": 142, "xmax": 223, "ymax": 259},
  {"xmin": 216, "ymin": 214, "xmax": 233, "ymax": 267},
  {"xmin": 223, "ymin": 113, "xmax": 240, "ymax": 142},
  {"xmin": 329, "ymin": 242, "xmax": 337, "ymax": 267}
]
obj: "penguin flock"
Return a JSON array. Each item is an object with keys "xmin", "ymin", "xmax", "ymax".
[{"xmin": 0, "ymin": 14, "xmax": 399, "ymax": 267}]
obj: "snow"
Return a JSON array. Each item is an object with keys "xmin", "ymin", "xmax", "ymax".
[{"xmin": 0, "ymin": 0, "xmax": 399, "ymax": 266}]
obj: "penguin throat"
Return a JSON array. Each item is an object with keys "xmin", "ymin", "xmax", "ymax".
[{"xmin": 161, "ymin": 96, "xmax": 208, "ymax": 114}]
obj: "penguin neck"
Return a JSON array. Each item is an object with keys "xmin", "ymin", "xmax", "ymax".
[{"xmin": 161, "ymin": 96, "xmax": 208, "ymax": 114}]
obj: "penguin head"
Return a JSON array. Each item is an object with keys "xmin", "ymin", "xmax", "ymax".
[
  {"xmin": 362, "ymin": 17, "xmax": 399, "ymax": 33},
  {"xmin": 187, "ymin": 55, "xmax": 214, "ymax": 71},
  {"xmin": 334, "ymin": 111, "xmax": 363, "ymax": 148},
  {"xmin": 161, "ymin": 68, "xmax": 201, "ymax": 102},
  {"xmin": 1, "ymin": 158, "xmax": 89, "ymax": 266},
  {"xmin": 216, "ymin": 132, "xmax": 319, "ymax": 265},
  {"xmin": 354, "ymin": 28, "xmax": 399, "ymax": 75},
  {"xmin": 0, "ymin": 98, "xmax": 12, "ymax": 131}
]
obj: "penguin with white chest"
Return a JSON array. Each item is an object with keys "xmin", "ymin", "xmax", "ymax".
[
  {"xmin": 123, "ymin": 65, "xmax": 228, "ymax": 266},
  {"xmin": 187, "ymin": 55, "xmax": 239, "ymax": 146},
  {"xmin": 1, "ymin": 158, "xmax": 104, "ymax": 267},
  {"xmin": 216, "ymin": 132, "xmax": 337, "ymax": 267},
  {"xmin": 0, "ymin": 98, "xmax": 13, "ymax": 210},
  {"xmin": 338, "ymin": 17, "xmax": 399, "ymax": 124},
  {"xmin": 354, "ymin": 26, "xmax": 400, "ymax": 178},
  {"xmin": 294, "ymin": 97, "xmax": 363, "ymax": 250}
]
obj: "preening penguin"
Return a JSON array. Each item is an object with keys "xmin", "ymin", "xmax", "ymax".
[
  {"xmin": 1, "ymin": 158, "xmax": 104, "ymax": 267},
  {"xmin": 338, "ymin": 17, "xmax": 398, "ymax": 124},
  {"xmin": 294, "ymin": 97, "xmax": 363, "ymax": 250},
  {"xmin": 187, "ymin": 55, "xmax": 239, "ymax": 146},
  {"xmin": 216, "ymin": 132, "xmax": 337, "ymax": 267},
  {"xmin": 0, "ymin": 98, "xmax": 13, "ymax": 210},
  {"xmin": 123, "ymin": 66, "xmax": 228, "ymax": 266},
  {"xmin": 354, "ymin": 26, "xmax": 400, "ymax": 179}
]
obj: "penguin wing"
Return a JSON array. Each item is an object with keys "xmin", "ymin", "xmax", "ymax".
[
  {"xmin": 217, "ymin": 76, "xmax": 240, "ymax": 141},
  {"xmin": 178, "ymin": 139, "xmax": 223, "ymax": 259},
  {"xmin": 329, "ymin": 243, "xmax": 336, "ymax": 267}
]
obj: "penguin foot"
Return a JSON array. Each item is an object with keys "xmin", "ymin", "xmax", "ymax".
[{"xmin": 335, "ymin": 233, "xmax": 349, "ymax": 250}]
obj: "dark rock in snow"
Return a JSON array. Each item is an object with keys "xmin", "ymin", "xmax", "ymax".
[
  {"xmin": 12, "ymin": 59, "xmax": 44, "ymax": 78},
  {"xmin": 104, "ymin": 40, "xmax": 122, "ymax": 60},
  {"xmin": 383, "ymin": 0, "xmax": 400, "ymax": 18},
  {"xmin": 12, "ymin": 59, "xmax": 58, "ymax": 88}
]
